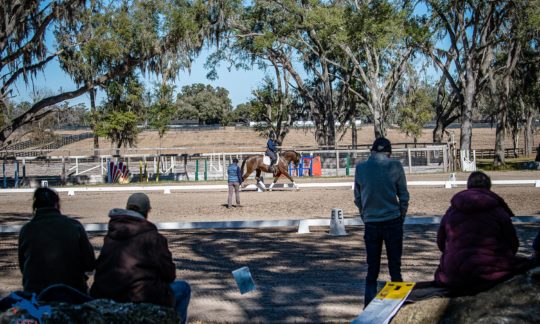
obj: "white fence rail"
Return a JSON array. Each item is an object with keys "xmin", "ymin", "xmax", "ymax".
[
  {"xmin": 1, "ymin": 179, "xmax": 539, "ymax": 195},
  {"xmin": 2, "ymin": 215, "xmax": 540, "ymax": 234}
]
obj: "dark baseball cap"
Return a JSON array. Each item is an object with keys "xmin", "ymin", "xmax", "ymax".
[
  {"xmin": 126, "ymin": 193, "xmax": 152, "ymax": 216},
  {"xmin": 371, "ymin": 137, "xmax": 392, "ymax": 153}
]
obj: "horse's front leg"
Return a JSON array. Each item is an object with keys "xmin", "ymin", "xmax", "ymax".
[
  {"xmin": 268, "ymin": 174, "xmax": 280, "ymax": 191},
  {"xmin": 283, "ymin": 172, "xmax": 299, "ymax": 190},
  {"xmin": 255, "ymin": 169, "xmax": 266, "ymax": 191},
  {"xmin": 241, "ymin": 171, "xmax": 252, "ymax": 188}
]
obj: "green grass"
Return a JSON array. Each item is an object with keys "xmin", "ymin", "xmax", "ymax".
[{"xmin": 476, "ymin": 157, "xmax": 537, "ymax": 171}]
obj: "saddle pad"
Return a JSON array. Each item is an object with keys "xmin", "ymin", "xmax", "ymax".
[{"xmin": 263, "ymin": 156, "xmax": 271, "ymax": 165}]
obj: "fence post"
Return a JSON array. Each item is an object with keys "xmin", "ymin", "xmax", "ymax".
[
  {"xmin": 156, "ymin": 155, "xmax": 161, "ymax": 182},
  {"xmin": 139, "ymin": 161, "xmax": 143, "ymax": 182},
  {"xmin": 144, "ymin": 158, "xmax": 148, "ymax": 182},
  {"xmin": 346, "ymin": 153, "xmax": 350, "ymax": 176},
  {"xmin": 204, "ymin": 159, "xmax": 208, "ymax": 181},
  {"xmin": 15, "ymin": 160, "xmax": 19, "ymax": 188},
  {"xmin": 223, "ymin": 153, "xmax": 226, "ymax": 180},
  {"xmin": 106, "ymin": 158, "xmax": 111, "ymax": 183},
  {"xmin": 61, "ymin": 157, "xmax": 66, "ymax": 184},
  {"xmin": 443, "ymin": 147, "xmax": 448, "ymax": 172},
  {"xmin": 22, "ymin": 158, "xmax": 26, "ymax": 184},
  {"xmin": 195, "ymin": 159, "xmax": 199, "ymax": 181},
  {"xmin": 3, "ymin": 159, "xmax": 6, "ymax": 189},
  {"xmin": 407, "ymin": 148, "xmax": 412, "ymax": 174},
  {"xmin": 335, "ymin": 150, "xmax": 339, "ymax": 176}
]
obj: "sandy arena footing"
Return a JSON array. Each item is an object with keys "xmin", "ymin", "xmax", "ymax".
[{"xmin": 1, "ymin": 224, "xmax": 539, "ymax": 323}]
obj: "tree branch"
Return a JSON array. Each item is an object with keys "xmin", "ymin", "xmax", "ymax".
[{"xmin": 0, "ymin": 58, "xmax": 139, "ymax": 143}]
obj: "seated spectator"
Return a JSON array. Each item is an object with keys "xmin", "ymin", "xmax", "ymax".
[
  {"xmin": 435, "ymin": 171, "xmax": 532, "ymax": 295},
  {"xmin": 18, "ymin": 188, "xmax": 95, "ymax": 294},
  {"xmin": 91, "ymin": 193, "xmax": 191, "ymax": 324}
]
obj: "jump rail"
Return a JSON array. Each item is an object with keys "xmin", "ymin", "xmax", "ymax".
[
  {"xmin": 0, "ymin": 180, "xmax": 539, "ymax": 195},
  {"xmin": 2, "ymin": 216, "xmax": 540, "ymax": 234}
]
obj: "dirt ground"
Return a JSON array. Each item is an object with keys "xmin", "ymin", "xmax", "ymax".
[
  {"xmin": 1, "ymin": 170, "xmax": 539, "ymax": 322},
  {"xmin": 1, "ymin": 226, "xmax": 539, "ymax": 322},
  {"xmin": 1, "ymin": 171, "xmax": 539, "ymax": 226}
]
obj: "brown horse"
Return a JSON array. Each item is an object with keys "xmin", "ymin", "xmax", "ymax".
[{"xmin": 241, "ymin": 150, "xmax": 301, "ymax": 191}]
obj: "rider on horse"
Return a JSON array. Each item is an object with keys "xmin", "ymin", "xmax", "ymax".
[{"xmin": 266, "ymin": 131, "xmax": 278, "ymax": 174}]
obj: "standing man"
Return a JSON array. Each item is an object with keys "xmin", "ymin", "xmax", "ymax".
[
  {"xmin": 91, "ymin": 193, "xmax": 191, "ymax": 324},
  {"xmin": 19, "ymin": 188, "xmax": 96, "ymax": 294},
  {"xmin": 227, "ymin": 158, "xmax": 243, "ymax": 208},
  {"xmin": 266, "ymin": 131, "xmax": 278, "ymax": 174},
  {"xmin": 354, "ymin": 138, "xmax": 409, "ymax": 307}
]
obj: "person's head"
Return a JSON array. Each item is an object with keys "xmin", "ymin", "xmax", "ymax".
[
  {"xmin": 33, "ymin": 187, "xmax": 60, "ymax": 211},
  {"xmin": 269, "ymin": 130, "xmax": 276, "ymax": 140},
  {"xmin": 232, "ymin": 158, "xmax": 239, "ymax": 164},
  {"xmin": 371, "ymin": 137, "xmax": 392, "ymax": 156},
  {"xmin": 126, "ymin": 193, "xmax": 152, "ymax": 218},
  {"xmin": 467, "ymin": 171, "xmax": 491, "ymax": 190}
]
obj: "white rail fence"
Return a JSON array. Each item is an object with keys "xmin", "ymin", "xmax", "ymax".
[
  {"xmin": 1, "ymin": 146, "xmax": 449, "ymax": 187},
  {"xmin": 0, "ymin": 179, "xmax": 538, "ymax": 196},
  {"xmin": 2, "ymin": 215, "xmax": 540, "ymax": 234}
]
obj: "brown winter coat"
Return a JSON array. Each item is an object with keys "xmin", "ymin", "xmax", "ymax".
[{"xmin": 90, "ymin": 209, "xmax": 176, "ymax": 307}]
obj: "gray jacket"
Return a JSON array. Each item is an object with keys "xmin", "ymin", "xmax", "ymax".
[{"xmin": 354, "ymin": 153, "xmax": 409, "ymax": 223}]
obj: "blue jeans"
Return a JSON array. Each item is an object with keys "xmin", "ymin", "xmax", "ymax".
[
  {"xmin": 170, "ymin": 281, "xmax": 191, "ymax": 324},
  {"xmin": 363, "ymin": 217, "xmax": 403, "ymax": 307}
]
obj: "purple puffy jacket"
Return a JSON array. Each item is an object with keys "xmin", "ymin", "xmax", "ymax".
[{"xmin": 435, "ymin": 188, "xmax": 531, "ymax": 292}]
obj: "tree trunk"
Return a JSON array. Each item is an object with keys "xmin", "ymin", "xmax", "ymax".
[
  {"xmin": 321, "ymin": 59, "xmax": 336, "ymax": 148},
  {"xmin": 493, "ymin": 112, "xmax": 506, "ymax": 166},
  {"xmin": 351, "ymin": 116, "xmax": 357, "ymax": 149},
  {"xmin": 460, "ymin": 81, "xmax": 475, "ymax": 152},
  {"xmin": 326, "ymin": 109, "xmax": 336, "ymax": 148},
  {"xmin": 90, "ymin": 89, "xmax": 99, "ymax": 157},
  {"xmin": 493, "ymin": 43, "xmax": 520, "ymax": 166},
  {"xmin": 312, "ymin": 109, "xmax": 327, "ymax": 148},
  {"xmin": 115, "ymin": 142, "xmax": 121, "ymax": 156},
  {"xmin": 433, "ymin": 117, "xmax": 445, "ymax": 144},
  {"xmin": 523, "ymin": 99, "xmax": 533, "ymax": 157},
  {"xmin": 512, "ymin": 130, "xmax": 519, "ymax": 158},
  {"xmin": 0, "ymin": 92, "xmax": 8, "ymax": 126},
  {"xmin": 372, "ymin": 106, "xmax": 385, "ymax": 139}
]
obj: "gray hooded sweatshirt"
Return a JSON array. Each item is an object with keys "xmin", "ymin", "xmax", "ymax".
[{"xmin": 354, "ymin": 152, "xmax": 409, "ymax": 223}]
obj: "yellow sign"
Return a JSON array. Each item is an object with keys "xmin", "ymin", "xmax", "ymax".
[{"xmin": 375, "ymin": 282, "xmax": 415, "ymax": 300}]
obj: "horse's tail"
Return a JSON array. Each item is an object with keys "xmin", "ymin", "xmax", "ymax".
[{"xmin": 241, "ymin": 157, "xmax": 247, "ymax": 181}]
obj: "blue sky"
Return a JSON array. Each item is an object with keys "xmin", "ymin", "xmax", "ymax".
[{"xmin": 13, "ymin": 47, "xmax": 269, "ymax": 108}]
